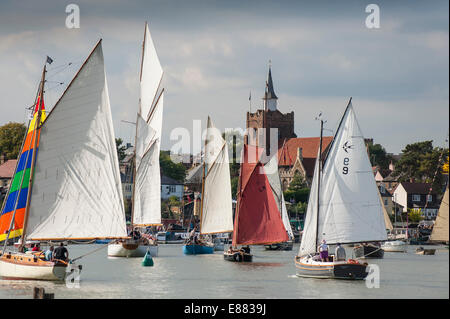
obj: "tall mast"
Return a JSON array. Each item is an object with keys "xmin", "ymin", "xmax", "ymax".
[
  {"xmin": 19, "ymin": 62, "xmax": 46, "ymax": 249},
  {"xmin": 315, "ymin": 118, "xmax": 324, "ymax": 252},
  {"xmin": 199, "ymin": 117, "xmax": 209, "ymax": 233}
]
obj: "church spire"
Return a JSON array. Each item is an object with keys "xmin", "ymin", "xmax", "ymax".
[{"xmin": 264, "ymin": 60, "xmax": 278, "ymax": 111}]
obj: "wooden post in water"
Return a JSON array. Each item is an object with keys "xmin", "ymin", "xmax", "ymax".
[{"xmin": 33, "ymin": 287, "xmax": 54, "ymax": 299}]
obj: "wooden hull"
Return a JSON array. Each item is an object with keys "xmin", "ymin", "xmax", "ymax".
[
  {"xmin": 107, "ymin": 242, "xmax": 158, "ymax": 257},
  {"xmin": 0, "ymin": 252, "xmax": 68, "ymax": 281},
  {"xmin": 294, "ymin": 256, "xmax": 368, "ymax": 280},
  {"xmin": 223, "ymin": 251, "xmax": 253, "ymax": 262},
  {"xmin": 264, "ymin": 241, "xmax": 293, "ymax": 251},
  {"xmin": 182, "ymin": 244, "xmax": 214, "ymax": 255},
  {"xmin": 353, "ymin": 244, "xmax": 384, "ymax": 258}
]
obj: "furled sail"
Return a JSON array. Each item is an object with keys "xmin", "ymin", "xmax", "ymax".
[
  {"xmin": 430, "ymin": 186, "xmax": 449, "ymax": 242},
  {"xmin": 25, "ymin": 41, "xmax": 127, "ymax": 240},
  {"xmin": 232, "ymin": 144, "xmax": 289, "ymax": 245},
  {"xmin": 0, "ymin": 96, "xmax": 46, "ymax": 242},
  {"xmin": 299, "ymin": 100, "xmax": 387, "ymax": 256},
  {"xmin": 133, "ymin": 22, "xmax": 164, "ymax": 226},
  {"xmin": 200, "ymin": 116, "xmax": 233, "ymax": 234},
  {"xmin": 264, "ymin": 154, "xmax": 294, "ymax": 239}
]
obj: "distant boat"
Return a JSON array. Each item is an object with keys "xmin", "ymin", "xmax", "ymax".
[
  {"xmin": 0, "ymin": 40, "xmax": 128, "ymax": 280},
  {"xmin": 429, "ymin": 185, "xmax": 449, "ymax": 244},
  {"xmin": 263, "ymin": 153, "xmax": 294, "ymax": 251},
  {"xmin": 108, "ymin": 22, "xmax": 163, "ymax": 258},
  {"xmin": 294, "ymin": 98, "xmax": 387, "ymax": 279},
  {"xmin": 224, "ymin": 144, "xmax": 289, "ymax": 262},
  {"xmin": 183, "ymin": 116, "xmax": 234, "ymax": 255},
  {"xmin": 381, "ymin": 240, "xmax": 407, "ymax": 252},
  {"xmin": 415, "ymin": 247, "xmax": 436, "ymax": 255}
]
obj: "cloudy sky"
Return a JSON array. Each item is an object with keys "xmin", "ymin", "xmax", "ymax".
[{"xmin": 0, "ymin": 0, "xmax": 448, "ymax": 155}]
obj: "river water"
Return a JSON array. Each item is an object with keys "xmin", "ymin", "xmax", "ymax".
[{"xmin": 0, "ymin": 243, "xmax": 448, "ymax": 299}]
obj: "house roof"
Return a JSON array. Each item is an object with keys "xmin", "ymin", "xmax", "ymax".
[
  {"xmin": 400, "ymin": 182, "xmax": 435, "ymax": 194},
  {"xmin": 0, "ymin": 160, "xmax": 17, "ymax": 179},
  {"xmin": 161, "ymin": 174, "xmax": 183, "ymax": 185},
  {"xmin": 278, "ymin": 136, "xmax": 333, "ymax": 167}
]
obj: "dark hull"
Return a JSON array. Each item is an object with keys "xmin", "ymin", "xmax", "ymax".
[
  {"xmin": 295, "ymin": 257, "xmax": 368, "ymax": 280},
  {"xmin": 223, "ymin": 251, "xmax": 253, "ymax": 262},
  {"xmin": 264, "ymin": 241, "xmax": 293, "ymax": 251},
  {"xmin": 354, "ymin": 244, "xmax": 384, "ymax": 259}
]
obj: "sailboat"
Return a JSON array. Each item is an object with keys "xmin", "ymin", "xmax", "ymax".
[
  {"xmin": 263, "ymin": 154, "xmax": 295, "ymax": 251},
  {"xmin": 429, "ymin": 185, "xmax": 449, "ymax": 244},
  {"xmin": 353, "ymin": 189, "xmax": 392, "ymax": 258},
  {"xmin": 183, "ymin": 116, "xmax": 234, "ymax": 254},
  {"xmin": 108, "ymin": 22, "xmax": 163, "ymax": 258},
  {"xmin": 224, "ymin": 144, "xmax": 289, "ymax": 262},
  {"xmin": 294, "ymin": 98, "xmax": 387, "ymax": 279},
  {"xmin": 0, "ymin": 40, "xmax": 128, "ymax": 280}
]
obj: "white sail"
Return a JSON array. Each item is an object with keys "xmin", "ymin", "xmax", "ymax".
[
  {"xmin": 200, "ymin": 117, "xmax": 233, "ymax": 234},
  {"xmin": 140, "ymin": 22, "xmax": 163, "ymax": 122},
  {"xmin": 298, "ymin": 151, "xmax": 320, "ymax": 256},
  {"xmin": 133, "ymin": 23, "xmax": 164, "ymax": 226},
  {"xmin": 264, "ymin": 154, "xmax": 294, "ymax": 239},
  {"xmin": 299, "ymin": 101, "xmax": 387, "ymax": 256},
  {"xmin": 430, "ymin": 186, "xmax": 449, "ymax": 242},
  {"xmin": 26, "ymin": 41, "xmax": 127, "ymax": 240}
]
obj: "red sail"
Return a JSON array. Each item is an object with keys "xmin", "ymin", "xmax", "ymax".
[{"xmin": 232, "ymin": 144, "xmax": 289, "ymax": 245}]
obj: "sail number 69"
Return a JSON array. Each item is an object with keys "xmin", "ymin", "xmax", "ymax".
[{"xmin": 343, "ymin": 157, "xmax": 349, "ymax": 174}]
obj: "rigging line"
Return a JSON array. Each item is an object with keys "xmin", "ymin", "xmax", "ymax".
[{"xmin": 71, "ymin": 240, "xmax": 117, "ymax": 262}]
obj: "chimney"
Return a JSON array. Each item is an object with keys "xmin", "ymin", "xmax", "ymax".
[
  {"xmin": 389, "ymin": 161, "xmax": 394, "ymax": 171},
  {"xmin": 409, "ymin": 177, "xmax": 415, "ymax": 183},
  {"xmin": 297, "ymin": 147, "xmax": 303, "ymax": 161}
]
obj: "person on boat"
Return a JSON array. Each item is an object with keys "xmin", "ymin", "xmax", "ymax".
[
  {"xmin": 242, "ymin": 246, "xmax": 251, "ymax": 254},
  {"xmin": 335, "ymin": 243, "xmax": 346, "ymax": 261},
  {"xmin": 319, "ymin": 240, "xmax": 329, "ymax": 262},
  {"xmin": 44, "ymin": 246, "xmax": 54, "ymax": 261},
  {"xmin": 53, "ymin": 242, "xmax": 69, "ymax": 261},
  {"xmin": 32, "ymin": 243, "xmax": 40, "ymax": 252}
]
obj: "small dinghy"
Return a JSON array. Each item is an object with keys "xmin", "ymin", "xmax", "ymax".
[{"xmin": 415, "ymin": 247, "xmax": 436, "ymax": 255}]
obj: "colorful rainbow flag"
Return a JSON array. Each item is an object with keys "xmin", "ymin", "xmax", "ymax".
[{"xmin": 0, "ymin": 96, "xmax": 46, "ymax": 242}]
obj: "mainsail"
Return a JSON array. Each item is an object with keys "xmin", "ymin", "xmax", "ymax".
[
  {"xmin": 133, "ymin": 22, "xmax": 164, "ymax": 226},
  {"xmin": 299, "ymin": 100, "xmax": 387, "ymax": 256},
  {"xmin": 24, "ymin": 40, "xmax": 127, "ymax": 240},
  {"xmin": 232, "ymin": 144, "xmax": 289, "ymax": 245},
  {"xmin": 199, "ymin": 116, "xmax": 234, "ymax": 234},
  {"xmin": 0, "ymin": 95, "xmax": 46, "ymax": 242},
  {"xmin": 264, "ymin": 154, "xmax": 294, "ymax": 239},
  {"xmin": 430, "ymin": 186, "xmax": 449, "ymax": 242}
]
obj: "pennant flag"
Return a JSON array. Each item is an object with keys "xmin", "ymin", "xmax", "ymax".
[
  {"xmin": 46, "ymin": 56, "xmax": 53, "ymax": 64},
  {"xmin": 0, "ymin": 96, "xmax": 46, "ymax": 242}
]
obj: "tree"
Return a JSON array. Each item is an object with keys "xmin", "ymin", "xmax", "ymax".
[
  {"xmin": 408, "ymin": 209, "xmax": 423, "ymax": 223},
  {"xmin": 160, "ymin": 151, "xmax": 186, "ymax": 182},
  {"xmin": 393, "ymin": 141, "xmax": 449, "ymax": 194},
  {"xmin": 0, "ymin": 122, "xmax": 27, "ymax": 160},
  {"xmin": 284, "ymin": 171, "xmax": 310, "ymax": 204},
  {"xmin": 115, "ymin": 138, "xmax": 127, "ymax": 162},
  {"xmin": 368, "ymin": 143, "xmax": 393, "ymax": 170}
]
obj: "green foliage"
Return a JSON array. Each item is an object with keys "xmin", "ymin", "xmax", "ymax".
[
  {"xmin": 0, "ymin": 122, "xmax": 27, "ymax": 160},
  {"xmin": 231, "ymin": 175, "xmax": 239, "ymax": 199},
  {"xmin": 393, "ymin": 141, "xmax": 449, "ymax": 194},
  {"xmin": 115, "ymin": 138, "xmax": 127, "ymax": 162},
  {"xmin": 368, "ymin": 143, "xmax": 394, "ymax": 170},
  {"xmin": 284, "ymin": 171, "xmax": 310, "ymax": 204},
  {"xmin": 160, "ymin": 151, "xmax": 187, "ymax": 182},
  {"xmin": 408, "ymin": 208, "xmax": 423, "ymax": 223}
]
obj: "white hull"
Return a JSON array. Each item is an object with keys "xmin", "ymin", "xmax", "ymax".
[
  {"xmin": 0, "ymin": 259, "xmax": 67, "ymax": 281},
  {"xmin": 381, "ymin": 240, "xmax": 407, "ymax": 252},
  {"xmin": 107, "ymin": 243, "xmax": 158, "ymax": 257}
]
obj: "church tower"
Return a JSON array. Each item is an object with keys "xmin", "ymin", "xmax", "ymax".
[{"xmin": 246, "ymin": 64, "xmax": 296, "ymax": 155}]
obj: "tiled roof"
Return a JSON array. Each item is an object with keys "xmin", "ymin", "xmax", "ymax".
[
  {"xmin": 400, "ymin": 182, "xmax": 435, "ymax": 194},
  {"xmin": 161, "ymin": 174, "xmax": 184, "ymax": 185},
  {"xmin": 0, "ymin": 160, "xmax": 17, "ymax": 179},
  {"xmin": 278, "ymin": 137, "xmax": 333, "ymax": 166}
]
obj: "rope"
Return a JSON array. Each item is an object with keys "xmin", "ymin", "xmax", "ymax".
[{"xmin": 71, "ymin": 240, "xmax": 118, "ymax": 262}]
